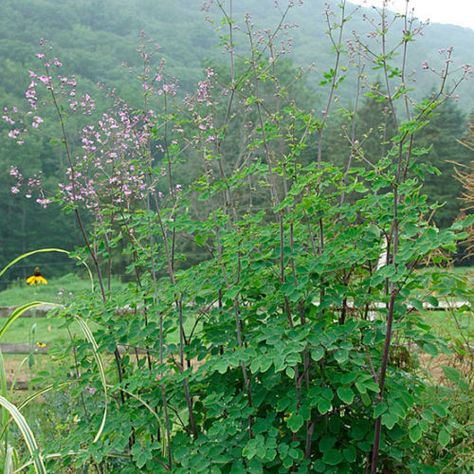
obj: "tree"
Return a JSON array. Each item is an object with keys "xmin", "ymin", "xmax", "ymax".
[
  {"xmin": 415, "ymin": 98, "xmax": 470, "ymax": 228},
  {"xmin": 455, "ymin": 112, "xmax": 474, "ymax": 257}
]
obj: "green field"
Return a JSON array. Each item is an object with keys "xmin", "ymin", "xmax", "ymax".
[
  {"xmin": 0, "ymin": 275, "xmax": 196, "ymax": 352},
  {"xmin": 0, "ymin": 274, "xmax": 126, "ymax": 307},
  {"xmin": 1, "ymin": 317, "xmax": 74, "ymax": 345},
  {"xmin": 0, "ymin": 275, "xmax": 122, "ymax": 364},
  {"xmin": 423, "ymin": 310, "xmax": 473, "ymax": 341}
]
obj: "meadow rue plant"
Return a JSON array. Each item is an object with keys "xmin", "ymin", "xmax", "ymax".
[{"xmin": 2, "ymin": 0, "xmax": 473, "ymax": 472}]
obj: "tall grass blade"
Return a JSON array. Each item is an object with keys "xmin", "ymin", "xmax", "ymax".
[
  {"xmin": 74, "ymin": 316, "xmax": 107, "ymax": 443},
  {"xmin": 0, "ymin": 396, "xmax": 46, "ymax": 474},
  {"xmin": 0, "ymin": 382, "xmax": 73, "ymax": 443},
  {"xmin": 18, "ymin": 382, "xmax": 72, "ymax": 411},
  {"xmin": 0, "ymin": 349, "xmax": 9, "ymax": 455},
  {"xmin": 0, "ymin": 304, "xmax": 107, "ymax": 444},
  {"xmin": 8, "ymin": 356, "xmax": 29, "ymax": 396},
  {"xmin": 4, "ymin": 445, "xmax": 14, "ymax": 474},
  {"xmin": 0, "ymin": 249, "xmax": 69, "ymax": 279}
]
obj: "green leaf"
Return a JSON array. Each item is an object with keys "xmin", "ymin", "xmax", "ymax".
[
  {"xmin": 343, "ymin": 445, "xmax": 357, "ymax": 463},
  {"xmin": 287, "ymin": 413, "xmax": 304, "ymax": 433},
  {"xmin": 242, "ymin": 438, "xmax": 257, "ymax": 460},
  {"xmin": 422, "ymin": 342, "xmax": 438, "ymax": 356},
  {"xmin": 366, "ymin": 224, "xmax": 381, "ymax": 238},
  {"xmin": 373, "ymin": 402, "xmax": 388, "ymax": 418},
  {"xmin": 313, "ymin": 460, "xmax": 327, "ymax": 472},
  {"xmin": 322, "ymin": 448, "xmax": 343, "ymax": 466},
  {"xmin": 438, "ymin": 429, "xmax": 450, "ymax": 448},
  {"xmin": 334, "ymin": 349, "xmax": 349, "ymax": 364},
  {"xmin": 355, "ymin": 381, "xmax": 367, "ymax": 395},
  {"xmin": 282, "ymin": 456, "xmax": 294, "ymax": 469},
  {"xmin": 425, "ymin": 296, "xmax": 439, "ymax": 307},
  {"xmin": 410, "ymin": 299, "xmax": 424, "ymax": 311},
  {"xmin": 230, "ymin": 461, "xmax": 247, "ymax": 474},
  {"xmin": 288, "ymin": 447, "xmax": 303, "ymax": 460},
  {"xmin": 364, "ymin": 380, "xmax": 380, "ymax": 393},
  {"xmin": 431, "ymin": 404, "xmax": 447, "ymax": 418},
  {"xmin": 321, "ymin": 387, "xmax": 334, "ymax": 401},
  {"xmin": 337, "ymin": 386, "xmax": 355, "ymax": 405},
  {"xmin": 421, "ymin": 410, "xmax": 434, "ymax": 424},
  {"xmin": 131, "ymin": 444, "xmax": 153, "ymax": 469},
  {"xmin": 442, "ymin": 366, "xmax": 469, "ymax": 390},
  {"xmin": 319, "ymin": 435, "xmax": 336, "ymax": 452},
  {"xmin": 278, "ymin": 443, "xmax": 289, "ymax": 459},
  {"xmin": 360, "ymin": 392, "xmax": 371, "ymax": 407},
  {"xmin": 215, "ymin": 358, "xmax": 229, "ymax": 374},
  {"xmin": 311, "ymin": 346, "xmax": 325, "ymax": 362},
  {"xmin": 260, "ymin": 357, "xmax": 272, "ymax": 373},
  {"xmin": 340, "ymin": 372, "xmax": 358, "ymax": 384},
  {"xmin": 409, "ymin": 424, "xmax": 422, "ymax": 443},
  {"xmin": 381, "ymin": 412, "xmax": 398, "ymax": 429},
  {"xmin": 318, "ymin": 398, "xmax": 332, "ymax": 415}
]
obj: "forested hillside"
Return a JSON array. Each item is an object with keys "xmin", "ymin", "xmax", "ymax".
[
  {"xmin": 2, "ymin": 0, "xmax": 473, "ymax": 106},
  {"xmin": 1, "ymin": 0, "xmax": 473, "ymax": 282}
]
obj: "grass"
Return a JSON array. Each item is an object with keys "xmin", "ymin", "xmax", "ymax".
[
  {"xmin": 423, "ymin": 310, "xmax": 473, "ymax": 341},
  {"xmin": 0, "ymin": 275, "xmax": 116, "ymax": 364},
  {"xmin": 450, "ymin": 266, "xmax": 474, "ymax": 276},
  {"xmin": 0, "ymin": 317, "xmax": 79, "ymax": 345},
  {"xmin": 0, "ymin": 274, "xmax": 126, "ymax": 307}
]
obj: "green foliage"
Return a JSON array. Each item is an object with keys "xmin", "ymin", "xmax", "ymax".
[
  {"xmin": 36, "ymin": 149, "xmax": 473, "ymax": 471},
  {"xmin": 0, "ymin": 2, "xmax": 473, "ymax": 473}
]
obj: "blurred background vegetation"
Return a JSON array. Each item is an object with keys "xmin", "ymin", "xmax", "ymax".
[{"xmin": 0, "ymin": 0, "xmax": 473, "ymax": 288}]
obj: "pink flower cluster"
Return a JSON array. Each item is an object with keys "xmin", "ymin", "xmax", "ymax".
[
  {"xmin": 32, "ymin": 116, "xmax": 44, "ymax": 128},
  {"xmin": 197, "ymin": 80, "xmax": 212, "ymax": 103},
  {"xmin": 26, "ymin": 75, "xmax": 39, "ymax": 109},
  {"xmin": 57, "ymin": 105, "xmax": 154, "ymax": 211},
  {"xmin": 70, "ymin": 93, "xmax": 95, "ymax": 115},
  {"xmin": 5, "ymin": 43, "xmax": 192, "ymax": 216},
  {"xmin": 3, "ymin": 107, "xmax": 26, "ymax": 145},
  {"xmin": 140, "ymin": 55, "xmax": 179, "ymax": 98},
  {"xmin": 58, "ymin": 170, "xmax": 98, "ymax": 209},
  {"xmin": 9, "ymin": 166, "xmax": 22, "ymax": 194},
  {"xmin": 9, "ymin": 166, "xmax": 48, "ymax": 206}
]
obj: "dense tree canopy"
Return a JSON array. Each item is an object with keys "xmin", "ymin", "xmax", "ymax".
[{"xmin": 1, "ymin": 0, "xmax": 473, "ymax": 280}]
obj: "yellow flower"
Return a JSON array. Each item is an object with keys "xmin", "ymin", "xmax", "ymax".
[{"xmin": 26, "ymin": 267, "xmax": 48, "ymax": 285}]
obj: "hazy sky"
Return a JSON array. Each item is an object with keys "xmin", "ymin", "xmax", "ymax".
[{"xmin": 349, "ymin": 0, "xmax": 474, "ymax": 29}]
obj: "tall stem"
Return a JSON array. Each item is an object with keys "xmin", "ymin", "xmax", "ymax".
[
  {"xmin": 44, "ymin": 65, "xmax": 126, "ymax": 394},
  {"xmin": 152, "ymin": 192, "xmax": 198, "ymax": 438}
]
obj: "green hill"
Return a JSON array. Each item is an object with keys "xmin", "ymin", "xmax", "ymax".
[
  {"xmin": 1, "ymin": 0, "xmax": 473, "ymax": 107},
  {"xmin": 0, "ymin": 0, "xmax": 473, "ymax": 278}
]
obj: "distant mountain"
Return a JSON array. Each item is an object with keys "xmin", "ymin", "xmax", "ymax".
[
  {"xmin": 0, "ymin": 0, "xmax": 472, "ymax": 272},
  {"xmin": 0, "ymin": 0, "xmax": 473, "ymax": 110}
]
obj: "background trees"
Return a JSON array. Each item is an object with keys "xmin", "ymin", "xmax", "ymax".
[{"xmin": 1, "ymin": 0, "xmax": 473, "ymax": 278}]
